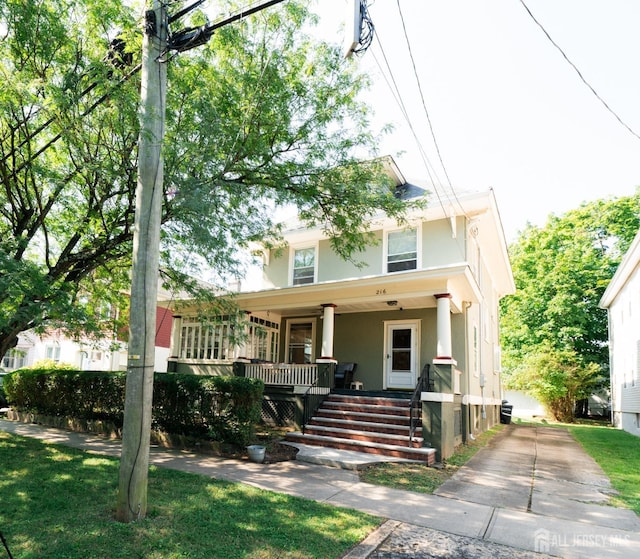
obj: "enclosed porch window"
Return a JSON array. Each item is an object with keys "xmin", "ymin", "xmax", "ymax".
[
  {"xmin": 247, "ymin": 316, "xmax": 280, "ymax": 362},
  {"xmin": 179, "ymin": 318, "xmax": 233, "ymax": 360},
  {"xmin": 178, "ymin": 315, "xmax": 280, "ymax": 362}
]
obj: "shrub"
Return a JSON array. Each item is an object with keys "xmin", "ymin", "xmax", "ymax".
[
  {"xmin": 152, "ymin": 374, "xmax": 263, "ymax": 445},
  {"xmin": 3, "ymin": 368, "xmax": 127, "ymax": 423},
  {"xmin": 3, "ymin": 369, "xmax": 263, "ymax": 445}
]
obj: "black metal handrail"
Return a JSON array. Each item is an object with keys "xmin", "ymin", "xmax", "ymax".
[
  {"xmin": 301, "ymin": 363, "xmax": 333, "ymax": 434},
  {"xmin": 409, "ymin": 364, "xmax": 432, "ymax": 444}
]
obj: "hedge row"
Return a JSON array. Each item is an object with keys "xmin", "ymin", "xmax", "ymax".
[{"xmin": 3, "ymin": 369, "xmax": 264, "ymax": 446}]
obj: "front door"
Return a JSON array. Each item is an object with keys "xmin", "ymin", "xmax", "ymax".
[{"xmin": 385, "ymin": 321, "xmax": 419, "ymax": 389}]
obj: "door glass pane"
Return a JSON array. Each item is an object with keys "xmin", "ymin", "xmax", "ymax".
[
  {"xmin": 392, "ymin": 328, "xmax": 411, "ymax": 371},
  {"xmin": 392, "ymin": 350, "xmax": 411, "ymax": 371}
]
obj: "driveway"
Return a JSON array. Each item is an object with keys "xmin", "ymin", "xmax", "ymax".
[{"xmin": 347, "ymin": 425, "xmax": 640, "ymax": 558}]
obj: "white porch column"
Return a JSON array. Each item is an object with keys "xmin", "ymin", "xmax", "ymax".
[
  {"xmin": 235, "ymin": 311, "xmax": 251, "ymax": 359},
  {"xmin": 435, "ymin": 293, "xmax": 452, "ymax": 359},
  {"xmin": 169, "ymin": 315, "xmax": 182, "ymax": 357},
  {"xmin": 321, "ymin": 304, "xmax": 337, "ymax": 358}
]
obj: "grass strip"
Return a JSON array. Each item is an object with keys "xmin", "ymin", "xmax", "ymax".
[
  {"xmin": 0, "ymin": 432, "xmax": 380, "ymax": 559},
  {"xmin": 358, "ymin": 424, "xmax": 504, "ymax": 493},
  {"xmin": 567, "ymin": 423, "xmax": 640, "ymax": 515}
]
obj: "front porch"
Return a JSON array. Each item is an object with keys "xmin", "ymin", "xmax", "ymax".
[
  {"xmin": 234, "ymin": 360, "xmax": 449, "ymax": 463},
  {"xmin": 235, "ymin": 360, "xmax": 500, "ymax": 462}
]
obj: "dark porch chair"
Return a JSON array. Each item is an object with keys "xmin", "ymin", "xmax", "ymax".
[{"xmin": 334, "ymin": 362, "xmax": 357, "ymax": 389}]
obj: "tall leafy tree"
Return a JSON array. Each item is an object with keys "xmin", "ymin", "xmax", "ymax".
[
  {"xmin": 500, "ymin": 193, "xmax": 640, "ymax": 420},
  {"xmin": 0, "ymin": 0, "xmax": 141, "ymax": 357},
  {"xmin": 0, "ymin": 0, "xmax": 414, "ymax": 359}
]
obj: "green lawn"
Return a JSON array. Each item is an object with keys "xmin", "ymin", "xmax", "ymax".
[
  {"xmin": 358, "ymin": 424, "xmax": 505, "ymax": 493},
  {"xmin": 3, "ymin": 421, "xmax": 638, "ymax": 558},
  {"xmin": 0, "ymin": 432, "xmax": 380, "ymax": 559},
  {"xmin": 568, "ymin": 423, "xmax": 640, "ymax": 515}
]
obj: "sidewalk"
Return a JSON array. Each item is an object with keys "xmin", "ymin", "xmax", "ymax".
[{"xmin": 1, "ymin": 419, "xmax": 639, "ymax": 558}]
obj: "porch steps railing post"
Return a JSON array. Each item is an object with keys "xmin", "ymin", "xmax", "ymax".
[{"xmin": 409, "ymin": 364, "xmax": 432, "ymax": 444}]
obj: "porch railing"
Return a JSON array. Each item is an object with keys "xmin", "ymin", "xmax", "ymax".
[
  {"xmin": 409, "ymin": 364, "xmax": 433, "ymax": 444},
  {"xmin": 244, "ymin": 363, "xmax": 318, "ymax": 386},
  {"xmin": 301, "ymin": 364, "xmax": 333, "ymax": 433}
]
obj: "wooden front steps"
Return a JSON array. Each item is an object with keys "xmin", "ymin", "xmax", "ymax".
[{"xmin": 285, "ymin": 392, "xmax": 436, "ymax": 465}]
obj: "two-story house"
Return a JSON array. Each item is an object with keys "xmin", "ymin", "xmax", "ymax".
[
  {"xmin": 600, "ymin": 228, "xmax": 640, "ymax": 436},
  {"xmin": 165, "ymin": 160, "xmax": 515, "ymax": 461}
]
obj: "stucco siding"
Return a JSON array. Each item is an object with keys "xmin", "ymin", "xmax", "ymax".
[
  {"xmin": 265, "ymin": 247, "xmax": 290, "ymax": 288},
  {"xmin": 265, "ymin": 218, "xmax": 470, "ymax": 288},
  {"xmin": 330, "ymin": 309, "xmax": 440, "ymax": 391},
  {"xmin": 422, "ymin": 218, "xmax": 466, "ymax": 268},
  {"xmin": 317, "ymin": 231, "xmax": 383, "ymax": 282}
]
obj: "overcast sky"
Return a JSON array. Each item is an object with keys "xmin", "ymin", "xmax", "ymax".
[{"xmin": 313, "ymin": 0, "xmax": 640, "ymax": 241}]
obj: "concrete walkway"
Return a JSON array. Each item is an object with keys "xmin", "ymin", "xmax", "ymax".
[{"xmin": 1, "ymin": 419, "xmax": 639, "ymax": 558}]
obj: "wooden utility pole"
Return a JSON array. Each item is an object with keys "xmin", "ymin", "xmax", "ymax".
[
  {"xmin": 114, "ymin": 0, "xmax": 290, "ymax": 523},
  {"xmin": 115, "ymin": 0, "xmax": 167, "ymax": 523}
]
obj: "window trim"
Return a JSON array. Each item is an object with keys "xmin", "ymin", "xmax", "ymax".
[
  {"xmin": 383, "ymin": 225, "xmax": 421, "ymax": 274},
  {"xmin": 289, "ymin": 243, "xmax": 318, "ymax": 286}
]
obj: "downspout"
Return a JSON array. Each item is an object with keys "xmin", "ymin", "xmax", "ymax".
[{"xmin": 463, "ymin": 300, "xmax": 472, "ymax": 442}]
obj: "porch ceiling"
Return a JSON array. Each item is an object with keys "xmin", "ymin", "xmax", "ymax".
[{"xmin": 236, "ymin": 264, "xmax": 480, "ymax": 317}]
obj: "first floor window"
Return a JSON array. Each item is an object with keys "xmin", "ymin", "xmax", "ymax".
[
  {"xmin": 387, "ymin": 228, "xmax": 417, "ymax": 272},
  {"xmin": 45, "ymin": 344, "xmax": 61, "ymax": 362},
  {"xmin": 2, "ymin": 349, "xmax": 26, "ymax": 370}
]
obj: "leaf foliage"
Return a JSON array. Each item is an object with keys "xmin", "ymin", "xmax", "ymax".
[
  {"xmin": 500, "ymin": 192, "xmax": 640, "ymax": 420},
  {"xmin": 0, "ymin": 0, "xmax": 414, "ymax": 356}
]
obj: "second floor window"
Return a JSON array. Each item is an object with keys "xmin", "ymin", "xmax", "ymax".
[
  {"xmin": 292, "ymin": 247, "xmax": 315, "ymax": 285},
  {"xmin": 387, "ymin": 229, "xmax": 417, "ymax": 272}
]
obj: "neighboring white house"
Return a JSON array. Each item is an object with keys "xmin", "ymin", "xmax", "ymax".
[
  {"xmin": 600, "ymin": 229, "xmax": 640, "ymax": 436},
  {"xmin": 164, "ymin": 158, "xmax": 515, "ymax": 458},
  {"xmin": 2, "ymin": 329, "xmax": 127, "ymax": 371},
  {"xmin": 1, "ymin": 307, "xmax": 174, "ymax": 374}
]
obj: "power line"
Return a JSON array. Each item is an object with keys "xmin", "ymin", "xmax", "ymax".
[
  {"xmin": 371, "ymin": 44, "xmax": 456, "ymax": 226},
  {"xmin": 519, "ymin": 0, "xmax": 640, "ymax": 142},
  {"xmin": 394, "ymin": 0, "xmax": 468, "ymax": 219},
  {"xmin": 370, "ymin": 8, "xmax": 463, "ymax": 224}
]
